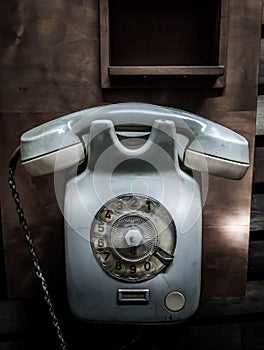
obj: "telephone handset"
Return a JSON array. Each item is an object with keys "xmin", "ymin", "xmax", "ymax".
[
  {"xmin": 21, "ymin": 102, "xmax": 249, "ymax": 179},
  {"xmin": 18, "ymin": 102, "xmax": 249, "ymax": 323}
]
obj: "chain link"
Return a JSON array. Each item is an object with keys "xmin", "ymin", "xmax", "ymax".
[{"xmin": 8, "ymin": 147, "xmax": 68, "ymax": 350}]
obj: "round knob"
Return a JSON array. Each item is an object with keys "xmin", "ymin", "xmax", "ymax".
[{"xmin": 164, "ymin": 291, "xmax": 185, "ymax": 312}]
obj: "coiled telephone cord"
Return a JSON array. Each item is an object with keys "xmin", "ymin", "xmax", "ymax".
[{"xmin": 8, "ymin": 146, "xmax": 68, "ymax": 350}]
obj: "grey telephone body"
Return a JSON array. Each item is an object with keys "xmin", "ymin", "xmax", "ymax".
[{"xmin": 20, "ymin": 103, "xmax": 249, "ymax": 323}]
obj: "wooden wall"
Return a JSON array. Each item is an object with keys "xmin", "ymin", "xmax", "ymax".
[{"xmin": 1, "ymin": 0, "xmax": 264, "ymax": 348}]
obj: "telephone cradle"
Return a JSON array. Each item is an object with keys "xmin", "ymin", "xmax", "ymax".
[{"xmin": 17, "ymin": 102, "xmax": 249, "ymax": 324}]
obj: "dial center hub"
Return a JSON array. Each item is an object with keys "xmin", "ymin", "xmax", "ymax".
[{"xmin": 125, "ymin": 229, "xmax": 143, "ymax": 247}]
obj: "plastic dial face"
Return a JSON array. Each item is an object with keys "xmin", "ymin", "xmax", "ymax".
[{"xmin": 90, "ymin": 194, "xmax": 176, "ymax": 282}]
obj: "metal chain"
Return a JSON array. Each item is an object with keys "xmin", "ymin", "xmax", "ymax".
[{"xmin": 8, "ymin": 147, "xmax": 68, "ymax": 350}]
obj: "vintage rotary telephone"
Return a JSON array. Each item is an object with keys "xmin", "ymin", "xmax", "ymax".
[{"xmin": 9, "ymin": 103, "xmax": 249, "ymax": 331}]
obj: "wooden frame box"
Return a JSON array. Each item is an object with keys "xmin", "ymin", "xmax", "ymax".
[{"xmin": 100, "ymin": 0, "xmax": 229, "ymax": 88}]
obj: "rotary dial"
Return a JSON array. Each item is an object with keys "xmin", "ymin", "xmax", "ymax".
[{"xmin": 90, "ymin": 194, "xmax": 176, "ymax": 282}]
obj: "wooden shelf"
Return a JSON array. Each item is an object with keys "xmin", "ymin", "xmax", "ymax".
[{"xmin": 109, "ymin": 66, "xmax": 225, "ymax": 77}]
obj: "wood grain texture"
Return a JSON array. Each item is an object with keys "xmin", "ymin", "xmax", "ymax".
[
  {"xmin": 250, "ymin": 194, "xmax": 264, "ymax": 232},
  {"xmin": 0, "ymin": 0, "xmax": 102, "ymax": 114},
  {"xmin": 253, "ymin": 147, "xmax": 264, "ymax": 182},
  {"xmin": 248, "ymin": 241, "xmax": 264, "ymax": 280},
  {"xmin": 198, "ymin": 281, "xmax": 264, "ymax": 317},
  {"xmin": 256, "ymin": 95, "xmax": 264, "ymax": 135}
]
